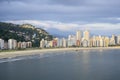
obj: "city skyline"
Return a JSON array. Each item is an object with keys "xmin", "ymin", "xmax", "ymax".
[
  {"xmin": 1, "ymin": 29, "xmax": 120, "ymax": 50},
  {"xmin": 40, "ymin": 30, "xmax": 120, "ymax": 48}
]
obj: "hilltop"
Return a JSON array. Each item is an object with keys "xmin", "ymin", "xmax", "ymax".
[{"xmin": 0, "ymin": 22, "xmax": 53, "ymax": 47}]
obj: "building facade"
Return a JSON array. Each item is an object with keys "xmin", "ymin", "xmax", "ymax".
[
  {"xmin": 0, "ymin": 39, "xmax": 4, "ymax": 49},
  {"xmin": 8, "ymin": 39, "xmax": 17, "ymax": 49}
]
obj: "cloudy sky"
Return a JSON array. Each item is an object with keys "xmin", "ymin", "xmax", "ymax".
[{"xmin": 0, "ymin": 0, "xmax": 120, "ymax": 37}]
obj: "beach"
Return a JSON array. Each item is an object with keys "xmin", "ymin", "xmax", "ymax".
[{"xmin": 0, "ymin": 47, "xmax": 120, "ymax": 59}]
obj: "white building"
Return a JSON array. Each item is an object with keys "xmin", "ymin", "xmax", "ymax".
[
  {"xmin": 117, "ymin": 35, "xmax": 120, "ymax": 44},
  {"xmin": 68, "ymin": 35, "xmax": 76, "ymax": 47},
  {"xmin": 26, "ymin": 41, "xmax": 32, "ymax": 48},
  {"xmin": 76, "ymin": 30, "xmax": 81, "ymax": 40},
  {"xmin": 83, "ymin": 30, "xmax": 90, "ymax": 41},
  {"xmin": 57, "ymin": 39, "xmax": 63, "ymax": 47},
  {"xmin": 48, "ymin": 41, "xmax": 53, "ymax": 47},
  {"xmin": 104, "ymin": 37, "xmax": 110, "ymax": 47},
  {"xmin": 18, "ymin": 41, "xmax": 22, "ymax": 48},
  {"xmin": 40, "ymin": 39, "xmax": 45, "ymax": 48},
  {"xmin": 8, "ymin": 39, "xmax": 17, "ymax": 49},
  {"xmin": 21, "ymin": 42, "xmax": 26, "ymax": 48},
  {"xmin": 57, "ymin": 38, "xmax": 60, "ymax": 47},
  {"xmin": 96, "ymin": 37, "xmax": 100, "ymax": 47},
  {"xmin": 83, "ymin": 30, "xmax": 90, "ymax": 47},
  {"xmin": 0, "ymin": 39, "xmax": 4, "ymax": 49},
  {"xmin": 92, "ymin": 36, "xmax": 97, "ymax": 47},
  {"xmin": 99, "ymin": 36, "xmax": 104, "ymax": 47},
  {"xmin": 109, "ymin": 35, "xmax": 115, "ymax": 45},
  {"xmin": 82, "ymin": 39, "xmax": 88, "ymax": 47},
  {"xmin": 63, "ymin": 38, "xmax": 67, "ymax": 48}
]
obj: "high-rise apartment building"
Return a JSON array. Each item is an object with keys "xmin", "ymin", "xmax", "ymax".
[
  {"xmin": 117, "ymin": 35, "xmax": 120, "ymax": 44},
  {"xmin": 8, "ymin": 39, "xmax": 17, "ymax": 49},
  {"xmin": 63, "ymin": 38, "xmax": 67, "ymax": 48},
  {"xmin": 76, "ymin": 30, "xmax": 82, "ymax": 46},
  {"xmin": 83, "ymin": 30, "xmax": 90, "ymax": 41},
  {"xmin": 99, "ymin": 36, "xmax": 104, "ymax": 47},
  {"xmin": 82, "ymin": 30, "xmax": 90, "ymax": 47},
  {"xmin": 76, "ymin": 30, "xmax": 81, "ymax": 40},
  {"xmin": 104, "ymin": 37, "xmax": 110, "ymax": 47},
  {"xmin": 0, "ymin": 39, "xmax": 4, "ymax": 49},
  {"xmin": 40, "ymin": 39, "xmax": 45, "ymax": 48},
  {"xmin": 109, "ymin": 35, "xmax": 115, "ymax": 45}
]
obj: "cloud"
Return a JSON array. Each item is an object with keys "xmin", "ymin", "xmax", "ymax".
[
  {"xmin": 1, "ymin": 0, "xmax": 120, "ymax": 36},
  {"xmin": 5, "ymin": 20, "xmax": 120, "ymax": 31},
  {"xmin": 0, "ymin": 0, "xmax": 120, "ymax": 22},
  {"xmin": 5, "ymin": 20, "xmax": 79, "ymax": 31},
  {"xmin": 103, "ymin": 17, "xmax": 120, "ymax": 20},
  {"xmin": 82, "ymin": 23, "xmax": 120, "ymax": 30}
]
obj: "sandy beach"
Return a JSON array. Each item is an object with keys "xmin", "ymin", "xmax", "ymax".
[{"xmin": 0, "ymin": 47, "xmax": 120, "ymax": 59}]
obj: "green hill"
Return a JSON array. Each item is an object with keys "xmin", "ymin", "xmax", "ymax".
[{"xmin": 0, "ymin": 22, "xmax": 53, "ymax": 47}]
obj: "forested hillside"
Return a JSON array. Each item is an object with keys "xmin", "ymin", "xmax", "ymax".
[{"xmin": 0, "ymin": 22, "xmax": 53, "ymax": 47}]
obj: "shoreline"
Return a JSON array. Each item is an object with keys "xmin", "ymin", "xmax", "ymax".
[{"xmin": 0, "ymin": 47, "xmax": 120, "ymax": 59}]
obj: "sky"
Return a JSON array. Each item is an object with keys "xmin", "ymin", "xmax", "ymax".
[{"xmin": 0, "ymin": 0, "xmax": 120, "ymax": 37}]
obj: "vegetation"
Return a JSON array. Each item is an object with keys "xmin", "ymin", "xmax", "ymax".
[{"xmin": 0, "ymin": 22, "xmax": 53, "ymax": 47}]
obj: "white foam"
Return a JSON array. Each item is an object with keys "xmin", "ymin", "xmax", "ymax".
[{"xmin": 0, "ymin": 52, "xmax": 68, "ymax": 63}]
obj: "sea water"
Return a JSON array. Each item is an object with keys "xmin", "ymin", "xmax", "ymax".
[{"xmin": 0, "ymin": 49, "xmax": 120, "ymax": 80}]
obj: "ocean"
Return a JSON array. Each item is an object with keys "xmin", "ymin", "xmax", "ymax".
[{"xmin": 0, "ymin": 49, "xmax": 120, "ymax": 80}]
